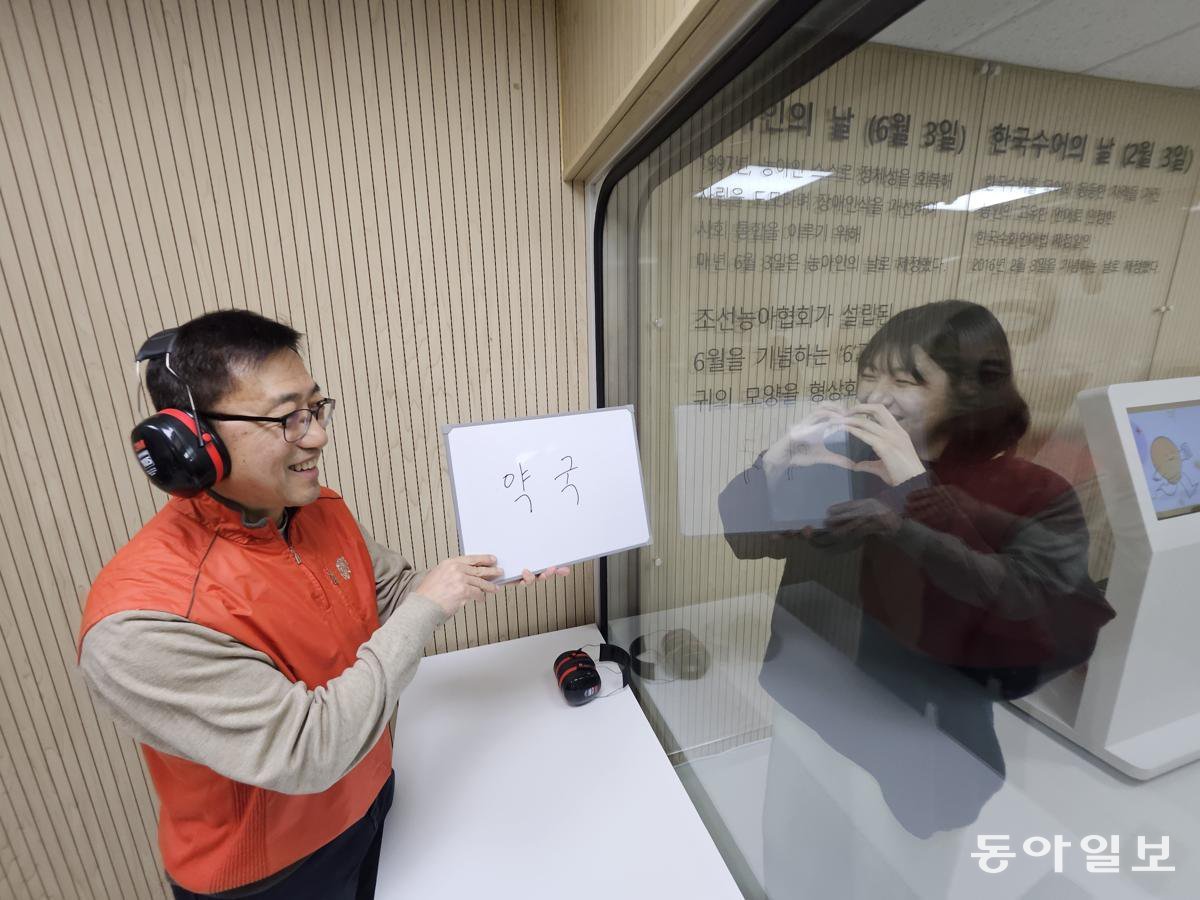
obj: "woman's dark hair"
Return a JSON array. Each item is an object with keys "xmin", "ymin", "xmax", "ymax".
[
  {"xmin": 858, "ymin": 300, "xmax": 1029, "ymax": 460},
  {"xmin": 145, "ymin": 309, "xmax": 302, "ymax": 411}
]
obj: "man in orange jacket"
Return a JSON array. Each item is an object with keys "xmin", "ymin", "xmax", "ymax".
[{"xmin": 79, "ymin": 309, "xmax": 566, "ymax": 899}]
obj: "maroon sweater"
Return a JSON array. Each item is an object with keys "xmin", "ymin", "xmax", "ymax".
[{"xmin": 720, "ymin": 452, "xmax": 1115, "ymax": 672}]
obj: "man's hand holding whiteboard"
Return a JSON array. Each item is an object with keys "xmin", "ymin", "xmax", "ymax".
[{"xmin": 443, "ymin": 407, "xmax": 652, "ymax": 583}]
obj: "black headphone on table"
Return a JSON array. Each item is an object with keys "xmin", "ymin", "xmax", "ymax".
[
  {"xmin": 130, "ymin": 328, "xmax": 231, "ymax": 497},
  {"xmin": 553, "ymin": 644, "xmax": 631, "ymax": 706}
]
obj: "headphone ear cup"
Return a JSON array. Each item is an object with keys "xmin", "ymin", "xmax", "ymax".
[
  {"xmin": 553, "ymin": 649, "xmax": 601, "ymax": 706},
  {"xmin": 131, "ymin": 410, "xmax": 231, "ymax": 497},
  {"xmin": 553, "ymin": 650, "xmax": 582, "ymax": 672},
  {"xmin": 661, "ymin": 629, "xmax": 710, "ymax": 680}
]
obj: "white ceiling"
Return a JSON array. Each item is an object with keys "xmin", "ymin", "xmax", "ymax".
[{"xmin": 873, "ymin": 0, "xmax": 1200, "ymax": 89}]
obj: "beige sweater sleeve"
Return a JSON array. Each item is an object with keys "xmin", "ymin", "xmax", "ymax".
[
  {"xmin": 357, "ymin": 522, "xmax": 427, "ymax": 624},
  {"xmin": 80, "ymin": 570, "xmax": 448, "ymax": 796}
]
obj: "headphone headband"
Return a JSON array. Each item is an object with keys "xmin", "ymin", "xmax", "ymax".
[
  {"xmin": 595, "ymin": 643, "xmax": 631, "ymax": 689},
  {"xmin": 135, "ymin": 327, "xmax": 179, "ymax": 363}
]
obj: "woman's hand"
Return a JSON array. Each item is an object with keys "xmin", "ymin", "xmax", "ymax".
[
  {"xmin": 762, "ymin": 404, "xmax": 858, "ymax": 480},
  {"xmin": 837, "ymin": 403, "xmax": 926, "ymax": 486},
  {"xmin": 519, "ymin": 566, "xmax": 570, "ymax": 585},
  {"xmin": 821, "ymin": 498, "xmax": 902, "ymax": 539}
]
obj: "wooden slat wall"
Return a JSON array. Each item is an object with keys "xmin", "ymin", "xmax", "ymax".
[
  {"xmin": 556, "ymin": 0, "xmax": 694, "ymax": 176},
  {"xmin": 559, "ymin": 0, "xmax": 746, "ymax": 180},
  {"xmin": 557, "ymin": 0, "xmax": 779, "ymax": 182},
  {"xmin": 0, "ymin": 2, "xmax": 591, "ymax": 898}
]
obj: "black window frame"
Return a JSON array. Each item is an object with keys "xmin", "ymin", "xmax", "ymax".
[{"xmin": 592, "ymin": 0, "xmax": 928, "ymax": 637}]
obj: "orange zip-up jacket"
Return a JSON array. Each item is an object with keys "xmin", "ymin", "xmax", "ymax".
[{"xmin": 78, "ymin": 488, "xmax": 393, "ymax": 894}]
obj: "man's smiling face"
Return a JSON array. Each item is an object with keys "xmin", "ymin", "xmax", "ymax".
[{"xmin": 208, "ymin": 349, "xmax": 330, "ymax": 523}]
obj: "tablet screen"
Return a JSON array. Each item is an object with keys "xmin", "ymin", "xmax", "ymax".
[{"xmin": 1128, "ymin": 401, "xmax": 1200, "ymax": 520}]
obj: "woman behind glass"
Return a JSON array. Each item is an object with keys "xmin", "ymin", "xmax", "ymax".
[{"xmin": 719, "ymin": 300, "xmax": 1115, "ymax": 898}]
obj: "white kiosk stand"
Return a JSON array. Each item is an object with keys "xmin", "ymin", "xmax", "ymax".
[{"xmin": 1016, "ymin": 377, "xmax": 1200, "ymax": 779}]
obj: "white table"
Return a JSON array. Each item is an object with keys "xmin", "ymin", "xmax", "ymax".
[{"xmin": 376, "ymin": 624, "xmax": 742, "ymax": 899}]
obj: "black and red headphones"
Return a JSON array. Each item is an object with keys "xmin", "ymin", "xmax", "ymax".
[
  {"xmin": 552, "ymin": 631, "xmax": 710, "ymax": 706},
  {"xmin": 130, "ymin": 328, "xmax": 231, "ymax": 497},
  {"xmin": 553, "ymin": 644, "xmax": 631, "ymax": 706}
]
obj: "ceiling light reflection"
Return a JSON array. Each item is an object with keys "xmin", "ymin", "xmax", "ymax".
[
  {"xmin": 695, "ymin": 165, "xmax": 832, "ymax": 201},
  {"xmin": 924, "ymin": 185, "xmax": 1059, "ymax": 212}
]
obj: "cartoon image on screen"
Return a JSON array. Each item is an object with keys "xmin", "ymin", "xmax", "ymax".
[{"xmin": 1128, "ymin": 401, "xmax": 1200, "ymax": 519}]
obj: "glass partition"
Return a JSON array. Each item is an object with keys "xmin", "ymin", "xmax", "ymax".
[{"xmin": 598, "ymin": 0, "xmax": 1200, "ymax": 896}]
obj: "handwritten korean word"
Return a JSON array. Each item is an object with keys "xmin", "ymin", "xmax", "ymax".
[{"xmin": 502, "ymin": 456, "xmax": 583, "ymax": 513}]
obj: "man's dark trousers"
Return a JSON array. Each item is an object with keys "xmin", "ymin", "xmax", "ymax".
[{"xmin": 171, "ymin": 771, "xmax": 395, "ymax": 900}]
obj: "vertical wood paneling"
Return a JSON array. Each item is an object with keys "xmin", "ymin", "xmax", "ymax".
[
  {"xmin": 555, "ymin": 0, "xmax": 699, "ymax": 177},
  {"xmin": 0, "ymin": 2, "xmax": 591, "ymax": 897}
]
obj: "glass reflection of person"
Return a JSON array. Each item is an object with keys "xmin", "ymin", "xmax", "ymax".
[{"xmin": 719, "ymin": 300, "xmax": 1114, "ymax": 897}]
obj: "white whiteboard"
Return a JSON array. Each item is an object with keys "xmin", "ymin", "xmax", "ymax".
[{"xmin": 443, "ymin": 407, "xmax": 651, "ymax": 581}]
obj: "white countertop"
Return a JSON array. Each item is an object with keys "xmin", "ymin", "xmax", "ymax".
[{"xmin": 375, "ymin": 624, "xmax": 742, "ymax": 899}]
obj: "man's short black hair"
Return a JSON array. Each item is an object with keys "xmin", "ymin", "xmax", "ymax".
[
  {"xmin": 145, "ymin": 309, "xmax": 302, "ymax": 412},
  {"xmin": 858, "ymin": 299, "xmax": 1030, "ymax": 461}
]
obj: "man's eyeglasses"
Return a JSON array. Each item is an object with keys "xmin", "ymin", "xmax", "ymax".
[{"xmin": 200, "ymin": 398, "xmax": 337, "ymax": 443}]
